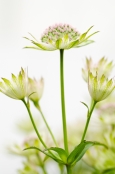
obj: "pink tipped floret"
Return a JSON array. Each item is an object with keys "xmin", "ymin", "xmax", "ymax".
[{"xmin": 41, "ymin": 23, "xmax": 80, "ymax": 44}]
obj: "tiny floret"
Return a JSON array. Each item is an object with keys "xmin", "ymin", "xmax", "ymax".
[
  {"xmin": 88, "ymin": 72, "xmax": 115, "ymax": 102},
  {"xmin": 0, "ymin": 68, "xmax": 27, "ymax": 100},
  {"xmin": 24, "ymin": 24, "xmax": 98, "ymax": 51},
  {"xmin": 41, "ymin": 24, "xmax": 80, "ymax": 44}
]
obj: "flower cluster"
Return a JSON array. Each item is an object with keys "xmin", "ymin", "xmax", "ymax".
[
  {"xmin": 1, "ymin": 23, "xmax": 115, "ymax": 174},
  {"xmin": 0, "ymin": 68, "xmax": 44, "ymax": 102},
  {"xmin": 41, "ymin": 24, "xmax": 80, "ymax": 43},
  {"xmin": 24, "ymin": 24, "xmax": 98, "ymax": 50}
]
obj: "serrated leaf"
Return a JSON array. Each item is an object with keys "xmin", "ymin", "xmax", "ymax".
[
  {"xmin": 24, "ymin": 146, "xmax": 65, "ymax": 164},
  {"xmin": 67, "ymin": 140, "xmax": 107, "ymax": 166},
  {"xmin": 45, "ymin": 147, "xmax": 67, "ymax": 163}
]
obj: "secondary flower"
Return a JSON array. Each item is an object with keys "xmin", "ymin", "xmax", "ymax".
[
  {"xmin": 24, "ymin": 24, "xmax": 98, "ymax": 51},
  {"xmin": 28, "ymin": 77, "xmax": 44, "ymax": 103},
  {"xmin": 88, "ymin": 72, "xmax": 115, "ymax": 102},
  {"xmin": 0, "ymin": 68, "xmax": 27, "ymax": 100},
  {"xmin": 82, "ymin": 57, "xmax": 114, "ymax": 82}
]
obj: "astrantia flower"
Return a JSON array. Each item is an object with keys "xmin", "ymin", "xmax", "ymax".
[
  {"xmin": 28, "ymin": 77, "xmax": 44, "ymax": 103},
  {"xmin": 24, "ymin": 24, "xmax": 98, "ymax": 51},
  {"xmin": 82, "ymin": 57, "xmax": 114, "ymax": 82},
  {"xmin": 88, "ymin": 72, "xmax": 115, "ymax": 102},
  {"xmin": 0, "ymin": 68, "xmax": 27, "ymax": 100}
]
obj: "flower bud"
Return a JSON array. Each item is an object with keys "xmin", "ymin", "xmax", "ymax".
[
  {"xmin": 0, "ymin": 68, "xmax": 27, "ymax": 100},
  {"xmin": 82, "ymin": 57, "xmax": 114, "ymax": 82},
  {"xmin": 88, "ymin": 72, "xmax": 115, "ymax": 102},
  {"xmin": 28, "ymin": 77, "xmax": 44, "ymax": 103}
]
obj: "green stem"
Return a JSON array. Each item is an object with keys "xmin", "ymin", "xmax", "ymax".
[
  {"xmin": 60, "ymin": 49, "xmax": 68, "ymax": 155},
  {"xmin": 34, "ymin": 102, "xmax": 58, "ymax": 147},
  {"xmin": 22, "ymin": 99, "xmax": 47, "ymax": 148},
  {"xmin": 66, "ymin": 165, "xmax": 72, "ymax": 174},
  {"xmin": 81, "ymin": 100, "xmax": 97, "ymax": 142},
  {"xmin": 37, "ymin": 153, "xmax": 47, "ymax": 174}
]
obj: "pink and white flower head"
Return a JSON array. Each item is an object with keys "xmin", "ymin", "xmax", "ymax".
[
  {"xmin": 88, "ymin": 72, "xmax": 115, "ymax": 102},
  {"xmin": 24, "ymin": 24, "xmax": 98, "ymax": 51},
  {"xmin": 0, "ymin": 68, "xmax": 28, "ymax": 100},
  {"xmin": 28, "ymin": 77, "xmax": 44, "ymax": 103}
]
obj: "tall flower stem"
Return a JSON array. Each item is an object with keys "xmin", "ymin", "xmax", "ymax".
[
  {"xmin": 60, "ymin": 49, "xmax": 68, "ymax": 155},
  {"xmin": 34, "ymin": 102, "xmax": 58, "ymax": 147},
  {"xmin": 81, "ymin": 100, "xmax": 97, "ymax": 142},
  {"xmin": 22, "ymin": 99, "xmax": 47, "ymax": 149},
  {"xmin": 66, "ymin": 166, "xmax": 72, "ymax": 174}
]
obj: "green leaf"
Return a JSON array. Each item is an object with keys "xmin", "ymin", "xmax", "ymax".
[
  {"xmin": 80, "ymin": 102, "xmax": 89, "ymax": 110},
  {"xmin": 24, "ymin": 146, "xmax": 65, "ymax": 164},
  {"xmin": 45, "ymin": 147, "xmax": 67, "ymax": 163},
  {"xmin": 101, "ymin": 168, "xmax": 115, "ymax": 174},
  {"xmin": 67, "ymin": 140, "xmax": 107, "ymax": 166},
  {"xmin": 67, "ymin": 141, "xmax": 86, "ymax": 165},
  {"xmin": 80, "ymin": 101, "xmax": 89, "ymax": 116}
]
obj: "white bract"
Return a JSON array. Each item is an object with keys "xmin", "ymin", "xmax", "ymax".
[
  {"xmin": 82, "ymin": 57, "xmax": 114, "ymax": 82},
  {"xmin": 88, "ymin": 72, "xmax": 115, "ymax": 102},
  {"xmin": 28, "ymin": 78, "xmax": 44, "ymax": 103},
  {"xmin": 0, "ymin": 68, "xmax": 27, "ymax": 100},
  {"xmin": 24, "ymin": 24, "xmax": 98, "ymax": 51}
]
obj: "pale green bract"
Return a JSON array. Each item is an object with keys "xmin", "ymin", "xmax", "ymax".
[
  {"xmin": 28, "ymin": 77, "xmax": 44, "ymax": 103},
  {"xmin": 0, "ymin": 68, "xmax": 27, "ymax": 100},
  {"xmin": 24, "ymin": 24, "xmax": 98, "ymax": 51},
  {"xmin": 88, "ymin": 72, "xmax": 115, "ymax": 102},
  {"xmin": 82, "ymin": 57, "xmax": 114, "ymax": 82}
]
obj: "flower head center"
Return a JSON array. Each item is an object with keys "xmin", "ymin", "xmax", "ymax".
[{"xmin": 41, "ymin": 24, "xmax": 80, "ymax": 44}]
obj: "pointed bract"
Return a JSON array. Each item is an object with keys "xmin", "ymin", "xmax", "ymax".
[
  {"xmin": 88, "ymin": 72, "xmax": 115, "ymax": 102},
  {"xmin": 0, "ymin": 68, "xmax": 27, "ymax": 100},
  {"xmin": 28, "ymin": 77, "xmax": 44, "ymax": 103},
  {"xmin": 82, "ymin": 57, "xmax": 114, "ymax": 82}
]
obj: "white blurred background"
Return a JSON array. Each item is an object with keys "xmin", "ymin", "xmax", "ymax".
[{"xmin": 0, "ymin": 0, "xmax": 115, "ymax": 173}]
